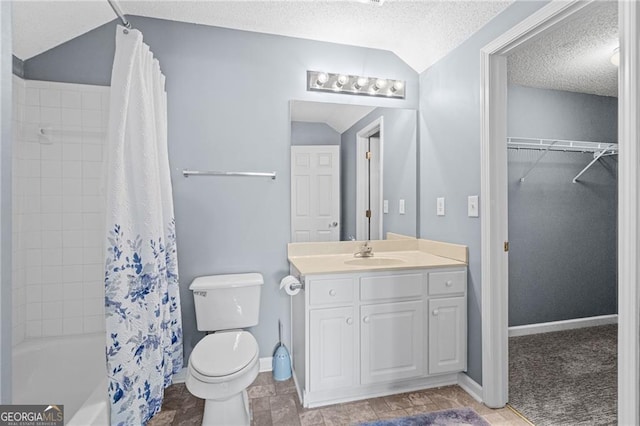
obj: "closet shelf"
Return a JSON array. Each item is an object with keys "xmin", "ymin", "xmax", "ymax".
[{"xmin": 507, "ymin": 137, "xmax": 618, "ymax": 183}]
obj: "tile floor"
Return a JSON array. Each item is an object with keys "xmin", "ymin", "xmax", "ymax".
[{"xmin": 149, "ymin": 372, "xmax": 532, "ymax": 426}]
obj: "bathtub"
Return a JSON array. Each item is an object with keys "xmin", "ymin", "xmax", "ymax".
[{"xmin": 12, "ymin": 333, "xmax": 110, "ymax": 425}]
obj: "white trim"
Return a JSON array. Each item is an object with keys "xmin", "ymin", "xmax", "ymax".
[
  {"xmin": 259, "ymin": 357, "xmax": 273, "ymax": 373},
  {"xmin": 457, "ymin": 373, "xmax": 483, "ymax": 403},
  {"xmin": 618, "ymin": 1, "xmax": 640, "ymax": 424},
  {"xmin": 172, "ymin": 367, "xmax": 188, "ymax": 384},
  {"xmin": 356, "ymin": 117, "xmax": 384, "ymax": 240},
  {"xmin": 480, "ymin": 0, "xmax": 601, "ymax": 410},
  {"xmin": 508, "ymin": 315, "xmax": 618, "ymax": 337}
]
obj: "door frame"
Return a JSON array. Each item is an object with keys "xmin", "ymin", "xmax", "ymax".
[
  {"xmin": 356, "ymin": 117, "xmax": 384, "ymax": 240},
  {"xmin": 479, "ymin": 1, "xmax": 639, "ymax": 423}
]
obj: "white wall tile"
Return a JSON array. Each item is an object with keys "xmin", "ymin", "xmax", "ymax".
[
  {"xmin": 82, "ymin": 92, "xmax": 101, "ymax": 110},
  {"xmin": 41, "ymin": 249, "xmax": 62, "ymax": 266},
  {"xmin": 61, "ymin": 108, "xmax": 82, "ymax": 127},
  {"xmin": 62, "ymin": 143, "xmax": 82, "ymax": 161},
  {"xmin": 63, "ymin": 318, "xmax": 84, "ymax": 335},
  {"xmin": 42, "ymin": 230, "xmax": 63, "ymax": 249},
  {"xmin": 25, "ymin": 267, "xmax": 42, "ymax": 285},
  {"xmin": 81, "ymin": 110, "xmax": 101, "ymax": 128},
  {"xmin": 63, "ymin": 299, "xmax": 84, "ymax": 318},
  {"xmin": 41, "ymin": 266, "xmax": 62, "ymax": 284},
  {"xmin": 83, "ymin": 282, "xmax": 104, "ymax": 300},
  {"xmin": 40, "ymin": 89, "xmax": 61, "ymax": 108},
  {"xmin": 40, "ymin": 143, "xmax": 62, "ymax": 161},
  {"xmin": 26, "ymin": 303, "xmax": 42, "ymax": 321},
  {"xmin": 62, "ymin": 265, "xmax": 83, "ymax": 283},
  {"xmin": 42, "ymin": 301, "xmax": 63, "ymax": 319},
  {"xmin": 63, "ymin": 247, "xmax": 83, "ymax": 265},
  {"xmin": 62, "ymin": 161, "xmax": 81, "ymax": 178},
  {"xmin": 62, "ymin": 178, "xmax": 82, "ymax": 196},
  {"xmin": 25, "ymin": 88, "xmax": 39, "ymax": 106},
  {"xmin": 42, "ymin": 284, "xmax": 63, "ymax": 302},
  {"xmin": 82, "ymin": 145, "xmax": 102, "ymax": 162},
  {"xmin": 41, "ymin": 213, "xmax": 62, "ymax": 230},
  {"xmin": 23, "ymin": 106, "xmax": 40, "ymax": 124},
  {"xmin": 84, "ymin": 315, "xmax": 104, "ymax": 333},
  {"xmin": 42, "ymin": 319, "xmax": 63, "ymax": 337},
  {"xmin": 26, "ymin": 321, "xmax": 42, "ymax": 338},
  {"xmin": 63, "ymin": 213, "xmax": 82, "ymax": 230},
  {"xmin": 63, "ymin": 282, "xmax": 84, "ymax": 301},
  {"xmin": 26, "ymin": 285, "xmax": 43, "ymax": 304},
  {"xmin": 62, "ymin": 230, "xmax": 83, "ymax": 248},
  {"xmin": 41, "ymin": 178, "xmax": 62, "ymax": 196},
  {"xmin": 41, "ymin": 196, "xmax": 62, "ymax": 213},
  {"xmin": 40, "ymin": 107, "xmax": 61, "ymax": 126},
  {"xmin": 62, "ymin": 196, "xmax": 82, "ymax": 213},
  {"xmin": 61, "ymin": 91, "xmax": 81, "ymax": 109}
]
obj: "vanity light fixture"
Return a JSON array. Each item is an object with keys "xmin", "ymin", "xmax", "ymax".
[
  {"xmin": 307, "ymin": 70, "xmax": 405, "ymax": 99},
  {"xmin": 611, "ymin": 47, "xmax": 620, "ymax": 67}
]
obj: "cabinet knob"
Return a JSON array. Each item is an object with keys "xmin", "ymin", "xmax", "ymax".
[
  {"xmin": 432, "ymin": 309, "xmax": 439, "ymax": 316},
  {"xmin": 329, "ymin": 289, "xmax": 336, "ymax": 296},
  {"xmin": 346, "ymin": 317, "xmax": 353, "ymax": 325},
  {"xmin": 445, "ymin": 280, "xmax": 453, "ymax": 287},
  {"xmin": 363, "ymin": 316, "xmax": 370, "ymax": 323}
]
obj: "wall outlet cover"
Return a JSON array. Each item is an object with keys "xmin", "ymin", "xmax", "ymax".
[
  {"xmin": 468, "ymin": 195, "xmax": 479, "ymax": 217},
  {"xmin": 399, "ymin": 199, "xmax": 405, "ymax": 214},
  {"xmin": 383, "ymin": 200, "xmax": 389, "ymax": 214}
]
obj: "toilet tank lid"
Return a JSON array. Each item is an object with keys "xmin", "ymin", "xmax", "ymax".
[{"xmin": 189, "ymin": 273, "xmax": 264, "ymax": 290}]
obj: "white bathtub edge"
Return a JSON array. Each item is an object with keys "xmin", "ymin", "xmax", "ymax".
[{"xmin": 67, "ymin": 377, "xmax": 109, "ymax": 426}]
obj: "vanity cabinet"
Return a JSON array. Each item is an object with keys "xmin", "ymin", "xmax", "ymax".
[{"xmin": 291, "ymin": 266, "xmax": 467, "ymax": 408}]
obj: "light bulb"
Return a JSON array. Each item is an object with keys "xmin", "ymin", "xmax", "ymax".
[
  {"xmin": 336, "ymin": 75, "xmax": 349, "ymax": 88},
  {"xmin": 373, "ymin": 79, "xmax": 388, "ymax": 91},
  {"xmin": 316, "ymin": 72, "xmax": 329, "ymax": 86},
  {"xmin": 611, "ymin": 47, "xmax": 619, "ymax": 67},
  {"xmin": 354, "ymin": 77, "xmax": 368, "ymax": 90},
  {"xmin": 390, "ymin": 80, "xmax": 404, "ymax": 92}
]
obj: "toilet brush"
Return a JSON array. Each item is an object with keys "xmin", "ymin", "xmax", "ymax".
[{"xmin": 273, "ymin": 320, "xmax": 292, "ymax": 381}]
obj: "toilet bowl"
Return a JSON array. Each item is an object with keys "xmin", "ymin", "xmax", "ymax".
[
  {"xmin": 186, "ymin": 331, "xmax": 260, "ymax": 426},
  {"xmin": 185, "ymin": 273, "xmax": 264, "ymax": 426}
]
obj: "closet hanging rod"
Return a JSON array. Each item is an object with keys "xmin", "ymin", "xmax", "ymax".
[
  {"xmin": 182, "ymin": 170, "xmax": 277, "ymax": 180},
  {"xmin": 508, "ymin": 137, "xmax": 618, "ymax": 153},
  {"xmin": 107, "ymin": 0, "xmax": 132, "ymax": 29}
]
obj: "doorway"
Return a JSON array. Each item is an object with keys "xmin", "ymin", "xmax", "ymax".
[
  {"xmin": 480, "ymin": 0, "xmax": 640, "ymax": 424},
  {"xmin": 356, "ymin": 118, "xmax": 383, "ymax": 241}
]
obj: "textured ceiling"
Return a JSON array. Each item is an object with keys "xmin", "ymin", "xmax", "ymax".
[
  {"xmin": 508, "ymin": 1, "xmax": 618, "ymax": 98},
  {"xmin": 12, "ymin": 0, "xmax": 513, "ymax": 72},
  {"xmin": 290, "ymin": 101, "xmax": 376, "ymax": 133}
]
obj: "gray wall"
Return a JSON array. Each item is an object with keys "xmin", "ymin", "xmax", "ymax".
[
  {"xmin": 419, "ymin": 1, "xmax": 548, "ymax": 385},
  {"xmin": 1, "ymin": 0, "xmax": 12, "ymax": 402},
  {"xmin": 23, "ymin": 16, "xmax": 419, "ymax": 362},
  {"xmin": 507, "ymin": 85, "xmax": 617, "ymax": 326},
  {"xmin": 341, "ymin": 107, "xmax": 417, "ymax": 240},
  {"xmin": 290, "ymin": 122, "xmax": 340, "ymax": 146}
]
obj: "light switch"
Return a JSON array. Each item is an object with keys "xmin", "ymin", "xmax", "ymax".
[
  {"xmin": 383, "ymin": 200, "xmax": 389, "ymax": 214},
  {"xmin": 468, "ymin": 195, "xmax": 479, "ymax": 217},
  {"xmin": 399, "ymin": 199, "xmax": 405, "ymax": 215},
  {"xmin": 436, "ymin": 197, "xmax": 445, "ymax": 216}
]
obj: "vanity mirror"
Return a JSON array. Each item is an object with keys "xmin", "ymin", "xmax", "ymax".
[{"xmin": 290, "ymin": 100, "xmax": 417, "ymax": 242}]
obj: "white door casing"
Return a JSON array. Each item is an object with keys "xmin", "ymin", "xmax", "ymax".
[
  {"xmin": 291, "ymin": 145, "xmax": 340, "ymax": 242},
  {"xmin": 356, "ymin": 118, "xmax": 384, "ymax": 241}
]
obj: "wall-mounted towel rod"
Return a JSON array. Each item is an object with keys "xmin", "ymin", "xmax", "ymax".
[
  {"xmin": 182, "ymin": 170, "xmax": 277, "ymax": 180},
  {"xmin": 39, "ymin": 127, "xmax": 106, "ymax": 137}
]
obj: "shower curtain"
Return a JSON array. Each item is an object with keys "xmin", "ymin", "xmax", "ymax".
[{"xmin": 104, "ymin": 26, "xmax": 183, "ymax": 425}]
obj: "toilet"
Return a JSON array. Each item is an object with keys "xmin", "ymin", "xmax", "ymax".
[{"xmin": 185, "ymin": 273, "xmax": 263, "ymax": 426}]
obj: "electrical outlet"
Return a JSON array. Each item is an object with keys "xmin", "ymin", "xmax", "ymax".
[{"xmin": 437, "ymin": 197, "xmax": 445, "ymax": 216}]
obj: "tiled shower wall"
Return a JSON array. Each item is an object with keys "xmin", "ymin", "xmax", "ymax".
[{"xmin": 12, "ymin": 77, "xmax": 109, "ymax": 345}]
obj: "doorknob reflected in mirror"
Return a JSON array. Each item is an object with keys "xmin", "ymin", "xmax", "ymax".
[{"xmin": 328, "ymin": 221, "xmax": 339, "ymax": 228}]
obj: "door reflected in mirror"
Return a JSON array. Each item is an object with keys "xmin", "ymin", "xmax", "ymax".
[{"xmin": 290, "ymin": 100, "xmax": 417, "ymax": 242}]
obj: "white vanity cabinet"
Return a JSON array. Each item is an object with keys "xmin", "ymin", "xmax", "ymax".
[{"xmin": 291, "ymin": 266, "xmax": 467, "ymax": 408}]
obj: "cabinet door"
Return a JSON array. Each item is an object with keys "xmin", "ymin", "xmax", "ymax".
[
  {"xmin": 361, "ymin": 300, "xmax": 424, "ymax": 384},
  {"xmin": 428, "ymin": 297, "xmax": 467, "ymax": 374},
  {"xmin": 309, "ymin": 306, "xmax": 355, "ymax": 391}
]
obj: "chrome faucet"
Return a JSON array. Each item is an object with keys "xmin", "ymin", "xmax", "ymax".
[{"xmin": 354, "ymin": 240, "xmax": 374, "ymax": 258}]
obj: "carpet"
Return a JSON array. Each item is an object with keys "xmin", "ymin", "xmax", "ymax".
[
  {"xmin": 359, "ymin": 407, "xmax": 489, "ymax": 426},
  {"xmin": 509, "ymin": 324, "xmax": 617, "ymax": 425}
]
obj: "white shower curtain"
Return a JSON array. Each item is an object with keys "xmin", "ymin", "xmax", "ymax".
[{"xmin": 104, "ymin": 26, "xmax": 183, "ymax": 425}]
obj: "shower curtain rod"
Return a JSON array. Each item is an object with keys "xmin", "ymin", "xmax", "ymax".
[{"xmin": 107, "ymin": 0, "xmax": 131, "ymax": 29}]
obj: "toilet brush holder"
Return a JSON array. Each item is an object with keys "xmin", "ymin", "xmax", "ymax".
[{"xmin": 272, "ymin": 344, "xmax": 292, "ymax": 381}]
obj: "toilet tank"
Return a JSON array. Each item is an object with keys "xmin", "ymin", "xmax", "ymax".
[{"xmin": 190, "ymin": 273, "xmax": 263, "ymax": 332}]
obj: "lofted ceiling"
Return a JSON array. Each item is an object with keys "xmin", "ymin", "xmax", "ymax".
[
  {"xmin": 12, "ymin": 0, "xmax": 513, "ymax": 73},
  {"xmin": 12, "ymin": 1, "xmax": 618, "ymax": 97}
]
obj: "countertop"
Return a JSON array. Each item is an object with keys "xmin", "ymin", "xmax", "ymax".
[{"xmin": 287, "ymin": 236, "xmax": 467, "ymax": 276}]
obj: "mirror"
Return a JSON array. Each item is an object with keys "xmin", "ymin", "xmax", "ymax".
[{"xmin": 290, "ymin": 100, "xmax": 417, "ymax": 242}]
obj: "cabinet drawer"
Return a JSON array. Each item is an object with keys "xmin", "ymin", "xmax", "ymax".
[
  {"xmin": 360, "ymin": 273, "xmax": 423, "ymax": 301},
  {"xmin": 428, "ymin": 270, "xmax": 466, "ymax": 296},
  {"xmin": 309, "ymin": 278, "xmax": 353, "ymax": 305}
]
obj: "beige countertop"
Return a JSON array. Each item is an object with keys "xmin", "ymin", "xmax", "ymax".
[{"xmin": 288, "ymin": 236, "xmax": 467, "ymax": 276}]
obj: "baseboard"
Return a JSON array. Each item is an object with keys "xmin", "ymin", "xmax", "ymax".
[
  {"xmin": 172, "ymin": 367, "xmax": 187, "ymax": 384},
  {"xmin": 457, "ymin": 373, "xmax": 483, "ymax": 403},
  {"xmin": 259, "ymin": 357, "xmax": 273, "ymax": 372},
  {"xmin": 508, "ymin": 314, "xmax": 618, "ymax": 337}
]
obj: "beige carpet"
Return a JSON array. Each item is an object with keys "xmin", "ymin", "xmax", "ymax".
[{"xmin": 509, "ymin": 324, "xmax": 617, "ymax": 426}]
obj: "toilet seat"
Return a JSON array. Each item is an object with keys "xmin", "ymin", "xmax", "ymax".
[{"xmin": 190, "ymin": 331, "xmax": 258, "ymax": 383}]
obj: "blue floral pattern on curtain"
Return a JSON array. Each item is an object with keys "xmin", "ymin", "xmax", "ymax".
[{"xmin": 105, "ymin": 26, "xmax": 182, "ymax": 425}]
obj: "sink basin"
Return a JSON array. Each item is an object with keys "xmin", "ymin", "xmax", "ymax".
[{"xmin": 345, "ymin": 257, "xmax": 406, "ymax": 266}]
